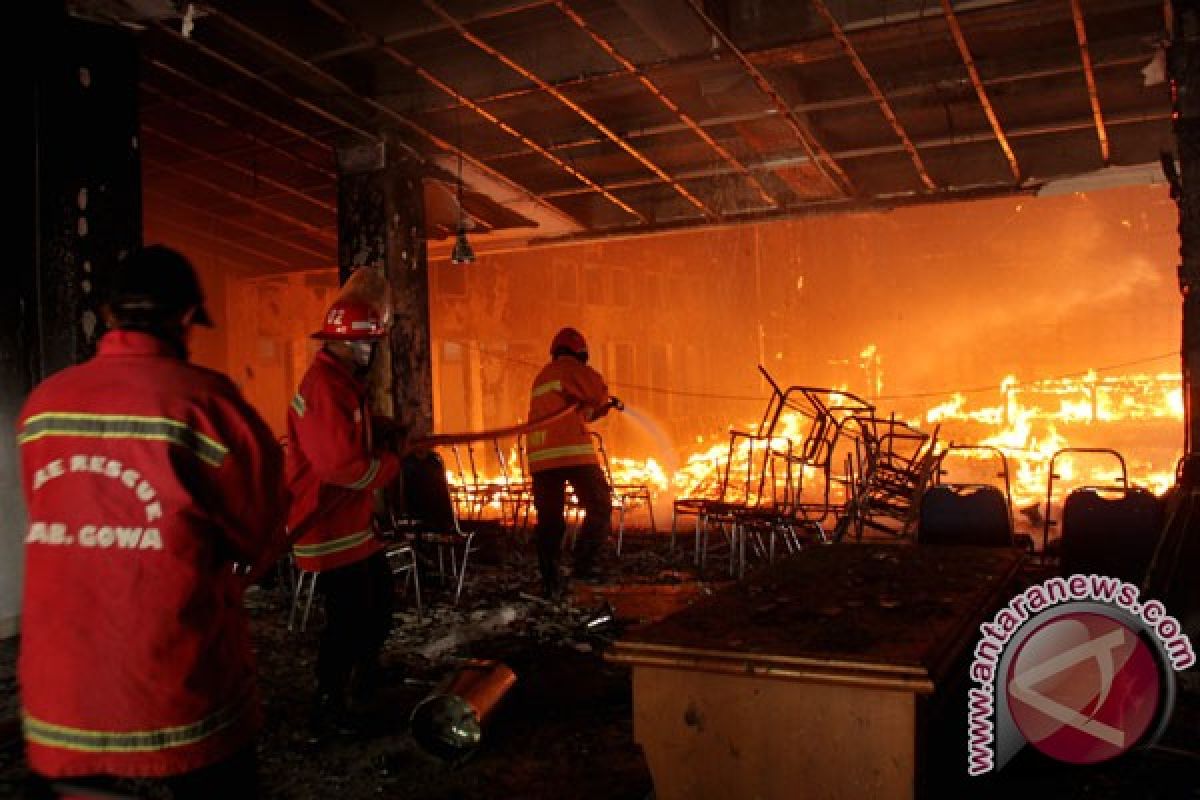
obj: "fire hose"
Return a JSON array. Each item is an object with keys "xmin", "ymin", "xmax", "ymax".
[{"xmin": 242, "ymin": 399, "xmax": 621, "ymax": 585}]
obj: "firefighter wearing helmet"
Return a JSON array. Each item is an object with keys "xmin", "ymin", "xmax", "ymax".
[
  {"xmin": 287, "ymin": 293, "xmax": 404, "ymax": 741},
  {"xmin": 16, "ymin": 245, "xmax": 287, "ymax": 795},
  {"xmin": 526, "ymin": 327, "xmax": 622, "ymax": 600}
]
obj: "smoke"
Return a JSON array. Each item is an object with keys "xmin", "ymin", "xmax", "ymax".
[{"xmin": 966, "ymin": 255, "xmax": 1164, "ymax": 335}]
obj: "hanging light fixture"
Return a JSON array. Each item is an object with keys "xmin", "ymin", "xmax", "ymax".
[{"xmin": 451, "ymin": 148, "xmax": 475, "ymax": 265}]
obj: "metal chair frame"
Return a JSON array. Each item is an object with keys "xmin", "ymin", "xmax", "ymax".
[
  {"xmin": 1042, "ymin": 447, "xmax": 1129, "ymax": 555},
  {"xmin": 287, "ymin": 541, "xmax": 423, "ymax": 632}
]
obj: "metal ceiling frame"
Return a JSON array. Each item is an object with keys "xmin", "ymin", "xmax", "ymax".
[
  {"xmin": 1070, "ymin": 0, "xmax": 1112, "ymax": 164},
  {"xmin": 418, "ymin": 0, "xmax": 1046, "ymax": 118},
  {"xmin": 305, "ymin": 0, "xmax": 646, "ymax": 224},
  {"xmin": 940, "ymin": 0, "xmax": 1022, "ymax": 182},
  {"xmin": 536, "ymin": 109, "xmax": 1169, "ymax": 199},
  {"xmin": 140, "ymin": 81, "xmax": 334, "ymax": 180},
  {"xmin": 153, "ymin": 20, "xmax": 377, "ymax": 141},
  {"xmin": 480, "ymin": 51, "xmax": 1148, "ymax": 162},
  {"xmin": 525, "ymin": 183, "xmax": 1042, "ymax": 250},
  {"xmin": 809, "ymin": 0, "xmax": 936, "ymax": 191},
  {"xmin": 166, "ymin": 10, "xmax": 587, "ymax": 228},
  {"xmin": 142, "ymin": 124, "xmax": 336, "ymax": 215},
  {"xmin": 144, "ymin": 155, "xmax": 336, "ymax": 241},
  {"xmin": 419, "ymin": 0, "xmax": 717, "ymax": 220},
  {"xmin": 555, "ymin": 0, "xmax": 778, "ymax": 209},
  {"xmin": 681, "ymin": 0, "xmax": 855, "ymax": 198},
  {"xmin": 133, "ymin": 0, "xmax": 1166, "ymax": 256},
  {"xmin": 306, "ymin": 0, "xmax": 558, "ymax": 65},
  {"xmin": 145, "ymin": 57, "xmax": 336, "ymax": 158},
  {"xmin": 144, "ymin": 186, "xmax": 334, "ymax": 263}
]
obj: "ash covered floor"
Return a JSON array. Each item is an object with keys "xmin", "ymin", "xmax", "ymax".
[{"xmin": 1, "ymin": 534, "xmax": 1197, "ymax": 799}]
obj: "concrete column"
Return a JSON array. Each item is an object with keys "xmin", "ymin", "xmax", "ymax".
[
  {"xmin": 2, "ymin": 7, "xmax": 142, "ymax": 636},
  {"xmin": 336, "ymin": 135, "xmax": 433, "ymax": 439}
]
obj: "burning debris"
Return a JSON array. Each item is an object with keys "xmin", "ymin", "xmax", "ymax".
[
  {"xmin": 925, "ymin": 370, "xmax": 1183, "ymax": 510},
  {"xmin": 438, "ymin": 360, "xmax": 1182, "ymax": 555}
]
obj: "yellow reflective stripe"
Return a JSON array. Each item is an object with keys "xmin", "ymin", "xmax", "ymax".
[
  {"xmin": 22, "ymin": 691, "xmax": 252, "ymax": 753},
  {"xmin": 531, "ymin": 380, "xmax": 563, "ymax": 399},
  {"xmin": 526, "ymin": 444, "xmax": 596, "ymax": 463},
  {"xmin": 18, "ymin": 413, "xmax": 228, "ymax": 467},
  {"xmin": 341, "ymin": 458, "xmax": 380, "ymax": 490},
  {"xmin": 290, "ymin": 393, "xmax": 307, "ymax": 418},
  {"xmin": 293, "ymin": 530, "xmax": 373, "ymax": 558}
]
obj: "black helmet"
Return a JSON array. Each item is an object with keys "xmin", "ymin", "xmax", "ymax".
[{"xmin": 105, "ymin": 245, "xmax": 213, "ymax": 326}]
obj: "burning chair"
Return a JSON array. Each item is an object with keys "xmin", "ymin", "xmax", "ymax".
[
  {"xmin": 672, "ymin": 368, "xmax": 881, "ymax": 573},
  {"xmin": 454, "ymin": 436, "xmax": 534, "ymax": 533},
  {"xmin": 1042, "ymin": 447, "xmax": 1128, "ymax": 555},
  {"xmin": 691, "ymin": 428, "xmax": 787, "ymax": 577},
  {"xmin": 843, "ymin": 415, "xmax": 940, "ymax": 540},
  {"xmin": 735, "ymin": 369, "xmax": 880, "ymax": 543},
  {"xmin": 446, "ymin": 441, "xmax": 500, "ymax": 522},
  {"xmin": 669, "ymin": 368, "xmax": 798, "ymax": 558}
]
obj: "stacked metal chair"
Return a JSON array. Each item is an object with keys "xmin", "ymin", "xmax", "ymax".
[{"xmin": 844, "ymin": 415, "xmax": 941, "ymax": 540}]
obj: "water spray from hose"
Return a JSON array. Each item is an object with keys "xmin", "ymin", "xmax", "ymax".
[{"xmin": 610, "ymin": 399, "xmax": 681, "ymax": 505}]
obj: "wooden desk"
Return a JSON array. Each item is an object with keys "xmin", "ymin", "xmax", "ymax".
[{"xmin": 609, "ymin": 544, "xmax": 1022, "ymax": 800}]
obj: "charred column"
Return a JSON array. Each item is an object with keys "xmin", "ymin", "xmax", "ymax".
[
  {"xmin": 1171, "ymin": 2, "xmax": 1200, "ymax": 460},
  {"xmin": 1145, "ymin": 0, "xmax": 1200, "ymax": 657},
  {"xmin": 336, "ymin": 135, "xmax": 433, "ymax": 439},
  {"xmin": 4, "ymin": 6, "xmax": 142, "ymax": 636}
]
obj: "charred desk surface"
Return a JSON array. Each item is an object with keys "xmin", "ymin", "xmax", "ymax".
[
  {"xmin": 609, "ymin": 544, "xmax": 1024, "ymax": 800},
  {"xmin": 612, "ymin": 544, "xmax": 1023, "ymax": 689}
]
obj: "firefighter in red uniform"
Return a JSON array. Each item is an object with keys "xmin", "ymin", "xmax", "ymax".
[
  {"xmin": 16, "ymin": 246, "xmax": 287, "ymax": 798},
  {"xmin": 526, "ymin": 327, "xmax": 621, "ymax": 599},
  {"xmin": 287, "ymin": 297, "xmax": 403, "ymax": 739}
]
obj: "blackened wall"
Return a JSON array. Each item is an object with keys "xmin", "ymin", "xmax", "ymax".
[{"xmin": 2, "ymin": 8, "xmax": 142, "ymax": 636}]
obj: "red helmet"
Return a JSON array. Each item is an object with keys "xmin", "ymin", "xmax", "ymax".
[
  {"xmin": 312, "ymin": 299, "xmax": 387, "ymax": 340},
  {"xmin": 550, "ymin": 327, "xmax": 587, "ymax": 358}
]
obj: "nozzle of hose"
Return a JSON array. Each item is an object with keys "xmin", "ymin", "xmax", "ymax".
[{"xmin": 609, "ymin": 396, "xmax": 625, "ymax": 412}]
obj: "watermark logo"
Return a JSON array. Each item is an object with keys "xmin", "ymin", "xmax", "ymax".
[
  {"xmin": 967, "ymin": 575, "xmax": 1194, "ymax": 775},
  {"xmin": 1007, "ymin": 612, "xmax": 1161, "ymax": 764}
]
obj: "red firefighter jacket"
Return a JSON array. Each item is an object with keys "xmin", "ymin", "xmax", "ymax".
[
  {"xmin": 526, "ymin": 356, "xmax": 610, "ymax": 473},
  {"xmin": 287, "ymin": 349, "xmax": 401, "ymax": 572},
  {"xmin": 16, "ymin": 331, "xmax": 287, "ymax": 779}
]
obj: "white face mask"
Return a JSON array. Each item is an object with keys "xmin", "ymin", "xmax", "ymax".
[{"xmin": 350, "ymin": 341, "xmax": 377, "ymax": 369}]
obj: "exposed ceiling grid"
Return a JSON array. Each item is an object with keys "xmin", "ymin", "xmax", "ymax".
[{"xmin": 90, "ymin": 0, "xmax": 1170, "ymax": 269}]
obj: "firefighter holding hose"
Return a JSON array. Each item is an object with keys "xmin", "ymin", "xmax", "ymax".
[
  {"xmin": 287, "ymin": 276, "xmax": 405, "ymax": 741},
  {"xmin": 526, "ymin": 327, "xmax": 623, "ymax": 600}
]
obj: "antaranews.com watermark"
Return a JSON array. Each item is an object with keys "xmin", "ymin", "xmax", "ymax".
[{"xmin": 967, "ymin": 574, "xmax": 1195, "ymax": 775}]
